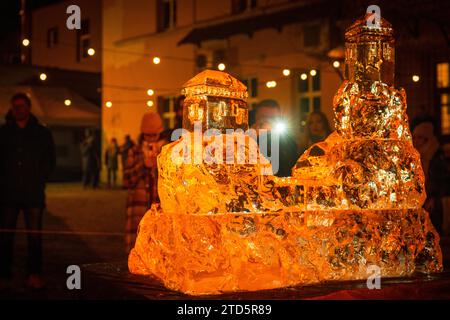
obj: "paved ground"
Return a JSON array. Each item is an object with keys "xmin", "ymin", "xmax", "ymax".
[
  {"xmin": 1, "ymin": 183, "xmax": 449, "ymax": 300},
  {"xmin": 0, "ymin": 183, "xmax": 128, "ymax": 299}
]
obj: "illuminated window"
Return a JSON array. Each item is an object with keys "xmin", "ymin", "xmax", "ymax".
[
  {"xmin": 437, "ymin": 62, "xmax": 450, "ymax": 136},
  {"xmin": 437, "ymin": 62, "xmax": 449, "ymax": 88},
  {"xmin": 441, "ymin": 93, "xmax": 450, "ymax": 135}
]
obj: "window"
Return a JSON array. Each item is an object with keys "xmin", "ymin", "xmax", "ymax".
[
  {"xmin": 441, "ymin": 93, "xmax": 450, "ymax": 135},
  {"xmin": 303, "ymin": 24, "xmax": 321, "ymax": 48},
  {"xmin": 196, "ymin": 54, "xmax": 208, "ymax": 70},
  {"xmin": 158, "ymin": 96, "xmax": 179, "ymax": 129},
  {"xmin": 437, "ymin": 62, "xmax": 449, "ymax": 88},
  {"xmin": 437, "ymin": 62, "xmax": 450, "ymax": 136},
  {"xmin": 157, "ymin": 0, "xmax": 177, "ymax": 32},
  {"xmin": 47, "ymin": 27, "xmax": 58, "ymax": 48},
  {"xmin": 76, "ymin": 19, "xmax": 91, "ymax": 61},
  {"xmin": 213, "ymin": 49, "xmax": 226, "ymax": 66},
  {"xmin": 298, "ymin": 70, "xmax": 321, "ymax": 128},
  {"xmin": 242, "ymin": 77, "xmax": 258, "ymax": 98},
  {"xmin": 232, "ymin": 0, "xmax": 257, "ymax": 14}
]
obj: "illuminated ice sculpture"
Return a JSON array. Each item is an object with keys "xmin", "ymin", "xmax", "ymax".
[{"xmin": 128, "ymin": 15, "xmax": 442, "ymax": 295}]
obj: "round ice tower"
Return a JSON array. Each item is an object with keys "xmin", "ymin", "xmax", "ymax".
[{"xmin": 334, "ymin": 14, "xmax": 410, "ymax": 141}]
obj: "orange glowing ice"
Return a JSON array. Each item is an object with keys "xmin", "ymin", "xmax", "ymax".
[{"xmin": 128, "ymin": 15, "xmax": 442, "ymax": 295}]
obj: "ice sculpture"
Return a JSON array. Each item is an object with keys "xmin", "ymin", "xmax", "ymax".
[{"xmin": 128, "ymin": 15, "xmax": 442, "ymax": 295}]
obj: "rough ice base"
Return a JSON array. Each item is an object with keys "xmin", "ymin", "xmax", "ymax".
[{"xmin": 128, "ymin": 206, "xmax": 442, "ymax": 295}]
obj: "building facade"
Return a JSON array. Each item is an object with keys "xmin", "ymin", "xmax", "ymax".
[
  {"xmin": 30, "ymin": 0, "xmax": 102, "ymax": 73},
  {"xmin": 102, "ymin": 0, "xmax": 341, "ymax": 158},
  {"xmin": 102, "ymin": 0, "xmax": 450, "ymax": 181},
  {"xmin": 8, "ymin": 0, "xmax": 104, "ymax": 181}
]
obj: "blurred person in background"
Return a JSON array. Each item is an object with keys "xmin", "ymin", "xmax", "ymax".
[
  {"xmin": 252, "ymin": 99, "xmax": 299, "ymax": 177},
  {"xmin": 105, "ymin": 138, "xmax": 120, "ymax": 189},
  {"xmin": 0, "ymin": 93, "xmax": 55, "ymax": 290},
  {"xmin": 123, "ymin": 112, "xmax": 167, "ymax": 253},
  {"xmin": 300, "ymin": 111, "xmax": 332, "ymax": 155},
  {"xmin": 412, "ymin": 116, "xmax": 450, "ymax": 236},
  {"xmin": 80, "ymin": 129, "xmax": 100, "ymax": 189},
  {"xmin": 120, "ymin": 135, "xmax": 135, "ymax": 184}
]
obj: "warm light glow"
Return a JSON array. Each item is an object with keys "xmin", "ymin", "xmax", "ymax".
[
  {"xmin": 105, "ymin": 101, "xmax": 112, "ymax": 108},
  {"xmin": 300, "ymin": 73, "xmax": 308, "ymax": 80},
  {"xmin": 412, "ymin": 75, "xmax": 420, "ymax": 82},
  {"xmin": 274, "ymin": 121, "xmax": 287, "ymax": 133},
  {"xmin": 147, "ymin": 100, "xmax": 154, "ymax": 107},
  {"xmin": 87, "ymin": 48, "xmax": 95, "ymax": 56},
  {"xmin": 282, "ymin": 69, "xmax": 291, "ymax": 76},
  {"xmin": 147, "ymin": 89, "xmax": 155, "ymax": 96},
  {"xmin": 218, "ymin": 63, "xmax": 226, "ymax": 71},
  {"xmin": 129, "ymin": 15, "xmax": 443, "ymax": 298},
  {"xmin": 39, "ymin": 73, "xmax": 47, "ymax": 81},
  {"xmin": 266, "ymin": 81, "xmax": 277, "ymax": 88},
  {"xmin": 333, "ymin": 61, "xmax": 340, "ymax": 68},
  {"xmin": 153, "ymin": 56, "xmax": 161, "ymax": 65},
  {"xmin": 22, "ymin": 39, "xmax": 30, "ymax": 47},
  {"xmin": 64, "ymin": 99, "xmax": 71, "ymax": 106}
]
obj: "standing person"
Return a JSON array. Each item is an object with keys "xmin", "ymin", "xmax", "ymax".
[
  {"xmin": 123, "ymin": 112, "xmax": 166, "ymax": 253},
  {"xmin": 120, "ymin": 135, "xmax": 135, "ymax": 185},
  {"xmin": 412, "ymin": 116, "xmax": 450, "ymax": 236},
  {"xmin": 105, "ymin": 138, "xmax": 119, "ymax": 189},
  {"xmin": 252, "ymin": 99, "xmax": 299, "ymax": 177},
  {"xmin": 0, "ymin": 93, "xmax": 55, "ymax": 290},
  {"xmin": 80, "ymin": 129, "xmax": 100, "ymax": 189},
  {"xmin": 299, "ymin": 111, "xmax": 332, "ymax": 155}
]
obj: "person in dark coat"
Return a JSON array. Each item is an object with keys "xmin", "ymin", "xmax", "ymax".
[
  {"xmin": 412, "ymin": 116, "xmax": 450, "ymax": 236},
  {"xmin": 80, "ymin": 129, "xmax": 100, "ymax": 189},
  {"xmin": 0, "ymin": 92, "xmax": 55, "ymax": 290},
  {"xmin": 252, "ymin": 99, "xmax": 299, "ymax": 177},
  {"xmin": 105, "ymin": 137, "xmax": 119, "ymax": 188},
  {"xmin": 120, "ymin": 135, "xmax": 135, "ymax": 186}
]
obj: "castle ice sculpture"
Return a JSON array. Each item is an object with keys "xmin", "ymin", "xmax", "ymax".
[{"xmin": 128, "ymin": 15, "xmax": 442, "ymax": 295}]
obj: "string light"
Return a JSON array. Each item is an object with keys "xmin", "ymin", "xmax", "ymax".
[
  {"xmin": 39, "ymin": 73, "xmax": 47, "ymax": 81},
  {"xmin": 147, "ymin": 100, "xmax": 154, "ymax": 107},
  {"xmin": 310, "ymin": 69, "xmax": 317, "ymax": 76},
  {"xmin": 412, "ymin": 75, "xmax": 420, "ymax": 82},
  {"xmin": 87, "ymin": 48, "xmax": 95, "ymax": 56},
  {"xmin": 333, "ymin": 61, "xmax": 340, "ymax": 68},
  {"xmin": 22, "ymin": 39, "xmax": 30, "ymax": 47},
  {"xmin": 105, "ymin": 101, "xmax": 112, "ymax": 108},
  {"xmin": 282, "ymin": 69, "xmax": 291, "ymax": 76},
  {"xmin": 147, "ymin": 89, "xmax": 155, "ymax": 96},
  {"xmin": 266, "ymin": 81, "xmax": 277, "ymax": 88},
  {"xmin": 22, "ymin": 37, "xmax": 360, "ymax": 75},
  {"xmin": 218, "ymin": 63, "xmax": 226, "ymax": 71},
  {"xmin": 64, "ymin": 99, "xmax": 71, "ymax": 106},
  {"xmin": 300, "ymin": 73, "xmax": 308, "ymax": 80},
  {"xmin": 153, "ymin": 56, "xmax": 161, "ymax": 64}
]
